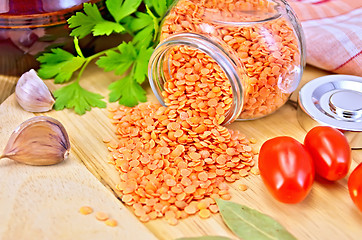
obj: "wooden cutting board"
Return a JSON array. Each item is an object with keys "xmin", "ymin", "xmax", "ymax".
[{"xmin": 0, "ymin": 64, "xmax": 361, "ymax": 240}]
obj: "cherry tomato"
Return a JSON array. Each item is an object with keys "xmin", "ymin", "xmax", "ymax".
[
  {"xmin": 304, "ymin": 126, "xmax": 351, "ymax": 181},
  {"xmin": 259, "ymin": 136, "xmax": 315, "ymax": 204},
  {"xmin": 348, "ymin": 163, "xmax": 362, "ymax": 212}
]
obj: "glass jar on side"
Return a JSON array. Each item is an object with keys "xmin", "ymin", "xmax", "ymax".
[{"xmin": 149, "ymin": 0, "xmax": 306, "ymax": 123}]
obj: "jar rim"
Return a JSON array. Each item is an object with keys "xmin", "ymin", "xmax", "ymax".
[{"xmin": 148, "ymin": 32, "xmax": 245, "ymax": 125}]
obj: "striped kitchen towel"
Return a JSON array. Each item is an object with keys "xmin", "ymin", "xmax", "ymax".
[{"xmin": 288, "ymin": 0, "xmax": 362, "ymax": 76}]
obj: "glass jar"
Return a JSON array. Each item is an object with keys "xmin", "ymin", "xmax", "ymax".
[
  {"xmin": 149, "ymin": 0, "xmax": 306, "ymax": 124},
  {"xmin": 0, "ymin": 0, "xmax": 104, "ymax": 76}
]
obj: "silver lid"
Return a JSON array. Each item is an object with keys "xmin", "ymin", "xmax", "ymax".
[{"xmin": 298, "ymin": 74, "xmax": 362, "ymax": 149}]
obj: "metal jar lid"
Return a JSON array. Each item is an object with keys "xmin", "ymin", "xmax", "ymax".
[{"xmin": 297, "ymin": 74, "xmax": 362, "ymax": 149}]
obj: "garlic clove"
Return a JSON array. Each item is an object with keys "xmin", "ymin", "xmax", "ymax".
[
  {"xmin": 15, "ymin": 69, "xmax": 55, "ymax": 112},
  {"xmin": 1, "ymin": 116, "xmax": 70, "ymax": 166}
]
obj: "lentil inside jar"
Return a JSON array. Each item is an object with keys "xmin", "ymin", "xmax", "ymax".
[
  {"xmin": 161, "ymin": 44, "xmax": 235, "ymax": 126},
  {"xmin": 149, "ymin": 0, "xmax": 305, "ymax": 122}
]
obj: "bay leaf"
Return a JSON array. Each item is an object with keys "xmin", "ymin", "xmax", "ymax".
[
  {"xmin": 216, "ymin": 199, "xmax": 297, "ymax": 240},
  {"xmin": 177, "ymin": 236, "xmax": 231, "ymax": 240}
]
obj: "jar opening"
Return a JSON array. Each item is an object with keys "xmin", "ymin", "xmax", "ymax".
[{"xmin": 149, "ymin": 33, "xmax": 244, "ymax": 125}]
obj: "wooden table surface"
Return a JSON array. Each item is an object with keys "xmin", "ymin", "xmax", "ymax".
[{"xmin": 0, "ymin": 64, "xmax": 361, "ymax": 240}]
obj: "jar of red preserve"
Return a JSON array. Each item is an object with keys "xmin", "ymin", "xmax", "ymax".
[
  {"xmin": 0, "ymin": 0, "xmax": 104, "ymax": 76},
  {"xmin": 149, "ymin": 0, "xmax": 306, "ymax": 123}
]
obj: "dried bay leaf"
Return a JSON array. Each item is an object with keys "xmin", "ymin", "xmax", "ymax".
[
  {"xmin": 216, "ymin": 199, "xmax": 297, "ymax": 240},
  {"xmin": 177, "ymin": 237, "xmax": 231, "ymax": 240}
]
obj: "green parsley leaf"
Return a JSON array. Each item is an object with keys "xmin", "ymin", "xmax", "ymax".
[
  {"xmin": 92, "ymin": 21, "xmax": 125, "ymax": 36},
  {"xmin": 144, "ymin": 0, "xmax": 170, "ymax": 17},
  {"xmin": 98, "ymin": 42, "xmax": 152, "ymax": 85},
  {"xmin": 37, "ymin": 48, "xmax": 85, "ymax": 83},
  {"xmin": 123, "ymin": 12, "xmax": 153, "ymax": 32},
  {"xmin": 108, "ymin": 75, "xmax": 147, "ymax": 107},
  {"xmin": 96, "ymin": 42, "xmax": 137, "ymax": 75},
  {"xmin": 68, "ymin": 3, "xmax": 103, "ymax": 39},
  {"xmin": 124, "ymin": 12, "xmax": 154, "ymax": 48},
  {"xmin": 96, "ymin": 50, "xmax": 131, "ymax": 75},
  {"xmin": 117, "ymin": 41, "xmax": 138, "ymax": 58},
  {"xmin": 68, "ymin": 2, "xmax": 125, "ymax": 38},
  {"xmin": 134, "ymin": 45, "xmax": 154, "ymax": 84},
  {"xmin": 53, "ymin": 82, "xmax": 106, "ymax": 115},
  {"xmin": 106, "ymin": 0, "xmax": 143, "ymax": 23},
  {"xmin": 98, "ymin": 42, "xmax": 152, "ymax": 105}
]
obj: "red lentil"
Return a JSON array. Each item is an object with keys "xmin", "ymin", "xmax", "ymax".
[
  {"xmin": 79, "ymin": 206, "xmax": 93, "ymax": 215},
  {"xmin": 105, "ymin": 219, "xmax": 118, "ymax": 227},
  {"xmin": 198, "ymin": 209, "xmax": 211, "ymax": 219},
  {"xmin": 238, "ymin": 184, "xmax": 248, "ymax": 191},
  {"xmin": 95, "ymin": 212, "xmax": 109, "ymax": 221}
]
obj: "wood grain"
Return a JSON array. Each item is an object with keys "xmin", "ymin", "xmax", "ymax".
[
  {"xmin": 0, "ymin": 95, "xmax": 157, "ymax": 240},
  {"xmin": 0, "ymin": 64, "xmax": 361, "ymax": 240},
  {"xmin": 0, "ymin": 74, "xmax": 18, "ymax": 104}
]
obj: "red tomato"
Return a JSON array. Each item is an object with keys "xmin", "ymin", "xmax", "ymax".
[
  {"xmin": 348, "ymin": 163, "xmax": 362, "ymax": 212},
  {"xmin": 304, "ymin": 126, "xmax": 351, "ymax": 181},
  {"xmin": 259, "ymin": 136, "xmax": 315, "ymax": 204}
]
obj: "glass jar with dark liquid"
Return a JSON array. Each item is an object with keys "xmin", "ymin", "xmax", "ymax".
[{"xmin": 0, "ymin": 0, "xmax": 103, "ymax": 76}]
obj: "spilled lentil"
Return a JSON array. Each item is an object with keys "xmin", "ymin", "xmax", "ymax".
[
  {"xmin": 79, "ymin": 206, "xmax": 93, "ymax": 215},
  {"xmin": 79, "ymin": 206, "xmax": 118, "ymax": 227},
  {"xmin": 105, "ymin": 219, "xmax": 118, "ymax": 227},
  {"xmin": 95, "ymin": 211, "xmax": 109, "ymax": 221},
  {"xmin": 107, "ymin": 102, "xmax": 258, "ymax": 225}
]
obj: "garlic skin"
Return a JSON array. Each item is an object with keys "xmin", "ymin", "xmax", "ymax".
[
  {"xmin": 15, "ymin": 69, "xmax": 55, "ymax": 112},
  {"xmin": 1, "ymin": 116, "xmax": 70, "ymax": 166}
]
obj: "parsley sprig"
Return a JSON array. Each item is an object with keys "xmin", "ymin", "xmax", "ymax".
[{"xmin": 37, "ymin": 0, "xmax": 174, "ymax": 114}]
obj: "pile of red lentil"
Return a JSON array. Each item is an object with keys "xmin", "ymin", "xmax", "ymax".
[{"xmin": 107, "ymin": 102, "xmax": 258, "ymax": 225}]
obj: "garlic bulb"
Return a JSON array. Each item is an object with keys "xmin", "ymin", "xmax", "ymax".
[
  {"xmin": 15, "ymin": 69, "xmax": 55, "ymax": 112},
  {"xmin": 1, "ymin": 116, "xmax": 70, "ymax": 166}
]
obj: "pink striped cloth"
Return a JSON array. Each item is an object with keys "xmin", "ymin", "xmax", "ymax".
[{"xmin": 287, "ymin": 0, "xmax": 362, "ymax": 76}]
